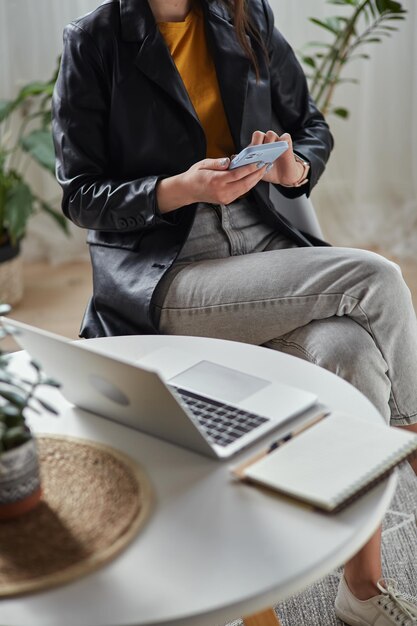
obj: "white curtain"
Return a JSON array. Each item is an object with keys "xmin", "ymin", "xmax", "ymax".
[
  {"xmin": 1, "ymin": 0, "xmax": 416, "ymax": 261},
  {"xmin": 271, "ymin": 0, "xmax": 417, "ymax": 254}
]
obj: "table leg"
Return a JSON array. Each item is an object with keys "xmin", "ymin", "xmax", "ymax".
[{"xmin": 243, "ymin": 607, "xmax": 282, "ymax": 625}]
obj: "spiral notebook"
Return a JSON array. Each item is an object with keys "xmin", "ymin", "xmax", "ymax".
[{"xmin": 233, "ymin": 411, "xmax": 417, "ymax": 513}]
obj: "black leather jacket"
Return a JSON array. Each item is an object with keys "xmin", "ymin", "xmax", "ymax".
[{"xmin": 52, "ymin": 0, "xmax": 334, "ymax": 338}]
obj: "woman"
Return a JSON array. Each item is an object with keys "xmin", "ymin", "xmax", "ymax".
[{"xmin": 52, "ymin": 0, "xmax": 417, "ymax": 622}]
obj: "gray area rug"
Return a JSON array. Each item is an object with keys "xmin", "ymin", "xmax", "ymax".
[{"xmin": 226, "ymin": 463, "xmax": 417, "ymax": 625}]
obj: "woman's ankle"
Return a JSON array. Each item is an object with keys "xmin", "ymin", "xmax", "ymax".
[{"xmin": 343, "ymin": 572, "xmax": 380, "ymax": 601}]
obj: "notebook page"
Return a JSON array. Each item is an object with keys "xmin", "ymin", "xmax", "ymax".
[{"xmin": 243, "ymin": 412, "xmax": 417, "ymax": 510}]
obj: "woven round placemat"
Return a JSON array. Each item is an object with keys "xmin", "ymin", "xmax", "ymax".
[{"xmin": 0, "ymin": 435, "xmax": 153, "ymax": 597}]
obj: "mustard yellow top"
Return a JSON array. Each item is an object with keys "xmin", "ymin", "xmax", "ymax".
[{"xmin": 157, "ymin": 5, "xmax": 235, "ymax": 159}]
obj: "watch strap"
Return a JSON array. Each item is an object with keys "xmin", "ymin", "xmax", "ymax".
[{"xmin": 280, "ymin": 153, "xmax": 310, "ymax": 188}]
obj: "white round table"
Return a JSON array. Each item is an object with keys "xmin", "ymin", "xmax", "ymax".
[{"xmin": 2, "ymin": 335, "xmax": 396, "ymax": 626}]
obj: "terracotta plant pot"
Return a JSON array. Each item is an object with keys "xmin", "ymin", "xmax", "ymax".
[
  {"xmin": 0, "ymin": 438, "xmax": 42, "ymax": 521},
  {"xmin": 0, "ymin": 239, "xmax": 23, "ymax": 307}
]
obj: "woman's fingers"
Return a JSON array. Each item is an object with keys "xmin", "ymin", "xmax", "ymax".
[
  {"xmin": 264, "ymin": 130, "xmax": 280, "ymax": 143},
  {"xmin": 250, "ymin": 130, "xmax": 266, "ymax": 145},
  {"xmin": 279, "ymin": 132, "xmax": 293, "ymax": 150},
  {"xmin": 203, "ymin": 161, "xmax": 266, "ymax": 205},
  {"xmin": 227, "ymin": 163, "xmax": 267, "ymax": 191},
  {"xmin": 250, "ymin": 129, "xmax": 284, "ymax": 145}
]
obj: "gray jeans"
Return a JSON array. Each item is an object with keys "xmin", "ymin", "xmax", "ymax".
[{"xmin": 152, "ymin": 197, "xmax": 417, "ymax": 426}]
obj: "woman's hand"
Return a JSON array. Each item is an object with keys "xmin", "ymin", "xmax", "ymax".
[
  {"xmin": 156, "ymin": 157, "xmax": 267, "ymax": 213},
  {"xmin": 249, "ymin": 130, "xmax": 305, "ymax": 186}
]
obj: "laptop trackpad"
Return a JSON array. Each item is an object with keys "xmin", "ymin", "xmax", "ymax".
[{"xmin": 168, "ymin": 360, "xmax": 270, "ymax": 404}]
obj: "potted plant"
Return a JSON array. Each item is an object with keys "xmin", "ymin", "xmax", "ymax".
[
  {"xmin": 0, "ymin": 305, "xmax": 60, "ymax": 520},
  {"xmin": 0, "ymin": 58, "xmax": 69, "ymax": 305},
  {"xmin": 300, "ymin": 0, "xmax": 407, "ymax": 119}
]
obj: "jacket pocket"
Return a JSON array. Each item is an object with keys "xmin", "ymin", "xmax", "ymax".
[{"xmin": 86, "ymin": 229, "xmax": 143, "ymax": 251}]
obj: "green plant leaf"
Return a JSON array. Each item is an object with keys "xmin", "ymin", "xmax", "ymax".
[
  {"xmin": 36, "ymin": 397, "xmax": 59, "ymax": 415},
  {"xmin": 361, "ymin": 37, "xmax": 383, "ymax": 43},
  {"xmin": 309, "ymin": 17, "xmax": 343, "ymax": 35},
  {"xmin": 17, "ymin": 80, "xmax": 54, "ymax": 101},
  {"xmin": 332, "ymin": 107, "xmax": 350, "ymax": 118},
  {"xmin": 301, "ymin": 56, "xmax": 317, "ymax": 68},
  {"xmin": 42, "ymin": 377, "xmax": 62, "ymax": 388},
  {"xmin": 349, "ymin": 53, "xmax": 371, "ymax": 60},
  {"xmin": 0, "ymin": 355, "xmax": 12, "ymax": 367},
  {"xmin": 375, "ymin": 0, "xmax": 405, "ymax": 13},
  {"xmin": 327, "ymin": 0, "xmax": 358, "ymax": 5},
  {"xmin": 0, "ymin": 369, "xmax": 13, "ymax": 386},
  {"xmin": 0, "ymin": 384, "xmax": 27, "ymax": 408},
  {"xmin": 0, "ymin": 404, "xmax": 21, "ymax": 418},
  {"xmin": 5, "ymin": 180, "xmax": 33, "ymax": 244},
  {"xmin": 3, "ymin": 425, "xmax": 31, "ymax": 450},
  {"xmin": 30, "ymin": 360, "xmax": 41, "ymax": 373},
  {"xmin": 20, "ymin": 129, "xmax": 55, "ymax": 174},
  {"xmin": 4, "ymin": 413, "xmax": 26, "ymax": 428},
  {"xmin": 363, "ymin": 1, "xmax": 377, "ymax": 20},
  {"xmin": 41, "ymin": 110, "xmax": 52, "ymax": 129},
  {"xmin": 0, "ymin": 376, "xmax": 29, "ymax": 392},
  {"xmin": 0, "ymin": 421, "xmax": 5, "ymax": 450},
  {"xmin": 26, "ymin": 404, "xmax": 41, "ymax": 415},
  {"xmin": 0, "ymin": 100, "xmax": 15, "ymax": 123},
  {"xmin": 303, "ymin": 41, "xmax": 334, "ymax": 49},
  {"xmin": 383, "ymin": 14, "xmax": 407, "ymax": 19},
  {"xmin": 336, "ymin": 77, "xmax": 360, "ymax": 84},
  {"xmin": 37, "ymin": 199, "xmax": 70, "ymax": 235}
]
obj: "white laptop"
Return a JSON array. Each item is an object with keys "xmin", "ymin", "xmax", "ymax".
[{"xmin": 2, "ymin": 317, "xmax": 318, "ymax": 459}]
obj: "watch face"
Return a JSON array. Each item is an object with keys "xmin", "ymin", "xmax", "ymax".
[
  {"xmin": 293, "ymin": 155, "xmax": 310, "ymax": 187},
  {"xmin": 294, "ymin": 154, "xmax": 309, "ymax": 166},
  {"xmin": 280, "ymin": 153, "xmax": 310, "ymax": 187}
]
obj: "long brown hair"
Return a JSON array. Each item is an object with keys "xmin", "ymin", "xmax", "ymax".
[{"xmin": 221, "ymin": 0, "xmax": 269, "ymax": 82}]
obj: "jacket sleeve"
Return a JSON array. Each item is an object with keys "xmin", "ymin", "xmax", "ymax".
[
  {"xmin": 52, "ymin": 23, "xmax": 168, "ymax": 232},
  {"xmin": 262, "ymin": 0, "xmax": 334, "ymax": 199}
]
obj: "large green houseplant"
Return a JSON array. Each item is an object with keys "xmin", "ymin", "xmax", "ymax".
[
  {"xmin": 0, "ymin": 304, "xmax": 60, "ymax": 519},
  {"xmin": 300, "ymin": 0, "xmax": 407, "ymax": 119},
  {"xmin": 0, "ymin": 59, "xmax": 69, "ymax": 305}
]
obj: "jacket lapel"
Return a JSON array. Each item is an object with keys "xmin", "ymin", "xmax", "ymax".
[
  {"xmin": 135, "ymin": 31, "xmax": 201, "ymax": 128},
  {"xmin": 121, "ymin": 0, "xmax": 201, "ymax": 129},
  {"xmin": 119, "ymin": 0, "xmax": 250, "ymax": 151},
  {"xmin": 202, "ymin": 0, "xmax": 251, "ymax": 150}
]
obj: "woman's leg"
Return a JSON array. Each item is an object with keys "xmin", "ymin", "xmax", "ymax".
[
  {"xmin": 398, "ymin": 423, "xmax": 417, "ymax": 474},
  {"xmin": 268, "ymin": 318, "xmax": 417, "ymax": 610},
  {"xmin": 154, "ymin": 245, "xmax": 417, "ymax": 426},
  {"xmin": 264, "ymin": 316, "xmax": 392, "ymax": 424},
  {"xmin": 154, "ymin": 247, "xmax": 417, "ymax": 608},
  {"xmin": 265, "ymin": 317, "xmax": 391, "ymax": 599}
]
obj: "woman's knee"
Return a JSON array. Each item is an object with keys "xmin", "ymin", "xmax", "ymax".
[
  {"xmin": 354, "ymin": 249, "xmax": 411, "ymax": 303},
  {"xmin": 266, "ymin": 317, "xmax": 392, "ymax": 422},
  {"xmin": 269, "ymin": 317, "xmax": 384, "ymax": 373}
]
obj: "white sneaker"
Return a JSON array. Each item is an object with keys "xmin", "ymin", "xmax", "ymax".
[{"xmin": 335, "ymin": 575, "xmax": 417, "ymax": 625}]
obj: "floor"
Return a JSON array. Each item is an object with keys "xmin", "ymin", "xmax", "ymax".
[
  {"xmin": 3, "ymin": 248, "xmax": 417, "ymax": 351},
  {"xmin": 3, "ymin": 261, "xmax": 93, "ymax": 351}
]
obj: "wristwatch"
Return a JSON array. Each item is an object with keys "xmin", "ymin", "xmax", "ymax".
[{"xmin": 280, "ymin": 153, "xmax": 310, "ymax": 188}]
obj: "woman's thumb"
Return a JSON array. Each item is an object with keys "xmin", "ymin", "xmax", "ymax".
[
  {"xmin": 198, "ymin": 157, "xmax": 230, "ymax": 170},
  {"xmin": 217, "ymin": 157, "xmax": 230, "ymax": 168}
]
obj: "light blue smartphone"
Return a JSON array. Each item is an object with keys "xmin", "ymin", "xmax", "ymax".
[{"xmin": 228, "ymin": 140, "xmax": 289, "ymax": 170}]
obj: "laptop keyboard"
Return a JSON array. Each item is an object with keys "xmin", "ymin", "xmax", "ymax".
[{"xmin": 170, "ymin": 386, "xmax": 269, "ymax": 447}]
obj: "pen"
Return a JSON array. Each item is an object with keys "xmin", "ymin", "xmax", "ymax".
[
  {"xmin": 232, "ymin": 409, "xmax": 330, "ymax": 480},
  {"xmin": 267, "ymin": 410, "xmax": 330, "ymax": 454}
]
